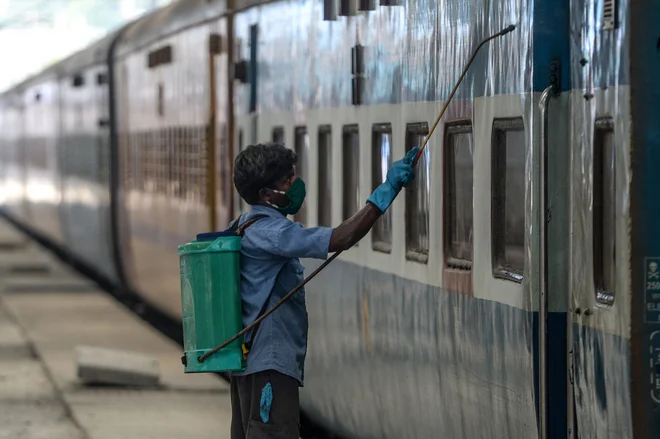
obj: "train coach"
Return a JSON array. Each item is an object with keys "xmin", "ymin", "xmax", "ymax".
[{"xmin": 0, "ymin": 0, "xmax": 659, "ymax": 438}]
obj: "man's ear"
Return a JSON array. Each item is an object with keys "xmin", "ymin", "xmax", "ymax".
[{"xmin": 258, "ymin": 187, "xmax": 271, "ymax": 203}]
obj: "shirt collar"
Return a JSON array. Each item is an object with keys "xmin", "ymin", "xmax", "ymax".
[{"xmin": 250, "ymin": 204, "xmax": 286, "ymax": 218}]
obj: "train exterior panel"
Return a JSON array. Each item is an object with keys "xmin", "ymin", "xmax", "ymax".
[
  {"xmin": 0, "ymin": 89, "xmax": 29, "ymax": 223},
  {"xmin": 0, "ymin": 0, "xmax": 658, "ymax": 438},
  {"xmin": 21, "ymin": 75, "xmax": 64, "ymax": 244}
]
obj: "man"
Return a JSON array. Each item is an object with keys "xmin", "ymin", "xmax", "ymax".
[{"xmin": 230, "ymin": 142, "xmax": 418, "ymax": 439}]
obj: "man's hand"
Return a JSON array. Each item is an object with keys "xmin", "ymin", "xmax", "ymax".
[{"xmin": 367, "ymin": 147, "xmax": 418, "ymax": 213}]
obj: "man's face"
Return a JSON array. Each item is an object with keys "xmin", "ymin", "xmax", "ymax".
[{"xmin": 261, "ymin": 167, "xmax": 298, "ymax": 208}]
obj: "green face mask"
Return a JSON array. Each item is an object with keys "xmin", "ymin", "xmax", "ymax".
[{"xmin": 267, "ymin": 177, "xmax": 306, "ymax": 216}]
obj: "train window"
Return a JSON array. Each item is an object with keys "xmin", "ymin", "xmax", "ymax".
[
  {"xmin": 405, "ymin": 122, "xmax": 430, "ymax": 263},
  {"xmin": 342, "ymin": 125, "xmax": 360, "ymax": 222},
  {"xmin": 372, "ymin": 123, "xmax": 393, "ymax": 253},
  {"xmin": 272, "ymin": 126, "xmax": 284, "ymax": 144},
  {"xmin": 209, "ymin": 33, "xmax": 223, "ymax": 55},
  {"xmin": 318, "ymin": 126, "xmax": 332, "ymax": 227},
  {"xmin": 72, "ymin": 74, "xmax": 84, "ymax": 87},
  {"xmin": 96, "ymin": 72, "xmax": 108, "ymax": 85},
  {"xmin": 147, "ymin": 45, "xmax": 173, "ymax": 68},
  {"xmin": 444, "ymin": 120, "xmax": 474, "ymax": 269},
  {"xmin": 593, "ymin": 118, "xmax": 616, "ymax": 304},
  {"xmin": 147, "ymin": 49, "xmax": 156, "ymax": 68},
  {"xmin": 491, "ymin": 118, "xmax": 526, "ymax": 282},
  {"xmin": 294, "ymin": 126, "xmax": 309, "ymax": 224}
]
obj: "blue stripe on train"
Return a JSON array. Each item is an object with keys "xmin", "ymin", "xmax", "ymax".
[{"xmin": 532, "ymin": 312, "xmax": 569, "ymax": 439}]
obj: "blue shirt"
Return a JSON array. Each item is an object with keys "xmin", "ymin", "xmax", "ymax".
[{"xmin": 230, "ymin": 205, "xmax": 332, "ymax": 386}]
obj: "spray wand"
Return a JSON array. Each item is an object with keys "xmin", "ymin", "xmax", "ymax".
[{"xmin": 198, "ymin": 24, "xmax": 516, "ymax": 364}]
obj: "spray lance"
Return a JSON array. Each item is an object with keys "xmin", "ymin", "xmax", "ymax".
[{"xmin": 198, "ymin": 24, "xmax": 517, "ymax": 364}]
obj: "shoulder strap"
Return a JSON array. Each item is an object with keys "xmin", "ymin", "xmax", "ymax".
[
  {"xmin": 228, "ymin": 217, "xmax": 240, "ymax": 232},
  {"xmin": 228, "ymin": 213, "xmax": 276, "ymax": 356},
  {"xmin": 229, "ymin": 214, "xmax": 267, "ymax": 236}
]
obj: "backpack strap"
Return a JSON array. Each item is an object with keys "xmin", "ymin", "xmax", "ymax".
[
  {"xmin": 227, "ymin": 213, "xmax": 271, "ymax": 359},
  {"xmin": 228, "ymin": 214, "xmax": 267, "ymax": 236},
  {"xmin": 228, "ymin": 217, "xmax": 240, "ymax": 232},
  {"xmin": 235, "ymin": 215, "xmax": 267, "ymax": 236}
]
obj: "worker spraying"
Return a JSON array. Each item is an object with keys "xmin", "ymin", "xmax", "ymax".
[
  {"xmin": 227, "ymin": 143, "xmax": 418, "ymax": 438},
  {"xmin": 178, "ymin": 23, "xmax": 516, "ymax": 439}
]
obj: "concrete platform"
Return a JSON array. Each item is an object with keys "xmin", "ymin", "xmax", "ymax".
[
  {"xmin": 0, "ymin": 223, "xmax": 232, "ymax": 439},
  {"xmin": 0, "ymin": 223, "xmax": 95, "ymax": 294},
  {"xmin": 0, "ymin": 293, "xmax": 85, "ymax": 439},
  {"xmin": 0, "ymin": 220, "xmax": 28, "ymax": 251}
]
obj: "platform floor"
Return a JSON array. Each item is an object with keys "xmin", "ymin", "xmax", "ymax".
[{"xmin": 0, "ymin": 222, "xmax": 232, "ymax": 439}]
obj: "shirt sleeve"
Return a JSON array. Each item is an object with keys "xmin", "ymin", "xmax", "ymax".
[{"xmin": 255, "ymin": 220, "xmax": 333, "ymax": 260}]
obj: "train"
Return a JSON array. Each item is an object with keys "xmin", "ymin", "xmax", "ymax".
[{"xmin": 1, "ymin": 0, "xmax": 659, "ymax": 438}]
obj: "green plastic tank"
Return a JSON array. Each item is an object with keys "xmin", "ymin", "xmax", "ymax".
[{"xmin": 178, "ymin": 230, "xmax": 245, "ymax": 373}]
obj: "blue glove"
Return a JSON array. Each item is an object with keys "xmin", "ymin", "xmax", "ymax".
[{"xmin": 367, "ymin": 147, "xmax": 418, "ymax": 213}]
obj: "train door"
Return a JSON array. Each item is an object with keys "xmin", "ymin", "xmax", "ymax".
[
  {"xmin": 536, "ymin": 79, "xmax": 573, "ymax": 439},
  {"xmin": 113, "ymin": 61, "xmax": 137, "ymax": 290},
  {"xmin": 533, "ymin": 38, "xmax": 572, "ymax": 439},
  {"xmin": 93, "ymin": 67, "xmax": 118, "ymax": 281}
]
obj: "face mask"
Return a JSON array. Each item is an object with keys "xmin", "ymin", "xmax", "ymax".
[{"xmin": 266, "ymin": 177, "xmax": 306, "ymax": 216}]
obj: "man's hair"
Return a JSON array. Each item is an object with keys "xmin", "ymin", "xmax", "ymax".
[{"xmin": 233, "ymin": 142, "xmax": 297, "ymax": 205}]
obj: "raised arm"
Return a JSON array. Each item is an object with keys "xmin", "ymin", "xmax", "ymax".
[{"xmin": 328, "ymin": 147, "xmax": 418, "ymax": 252}]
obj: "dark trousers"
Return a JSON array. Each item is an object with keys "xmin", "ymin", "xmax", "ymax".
[{"xmin": 230, "ymin": 370, "xmax": 300, "ymax": 439}]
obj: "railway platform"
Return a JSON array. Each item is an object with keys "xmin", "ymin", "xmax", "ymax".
[{"xmin": 0, "ymin": 221, "xmax": 232, "ymax": 439}]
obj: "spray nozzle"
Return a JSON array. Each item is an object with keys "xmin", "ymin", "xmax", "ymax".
[{"xmin": 499, "ymin": 24, "xmax": 516, "ymax": 36}]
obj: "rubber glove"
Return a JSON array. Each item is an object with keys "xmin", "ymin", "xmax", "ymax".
[{"xmin": 367, "ymin": 147, "xmax": 418, "ymax": 213}]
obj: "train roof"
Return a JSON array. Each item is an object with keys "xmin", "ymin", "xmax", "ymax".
[
  {"xmin": 0, "ymin": 0, "xmax": 271, "ymax": 98},
  {"xmin": 115, "ymin": 0, "xmax": 269, "ymax": 57},
  {"xmin": 58, "ymin": 27, "xmax": 127, "ymax": 75},
  {"xmin": 0, "ymin": 23, "xmax": 131, "ymax": 98},
  {"xmin": 116, "ymin": 0, "xmax": 226, "ymax": 57}
]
